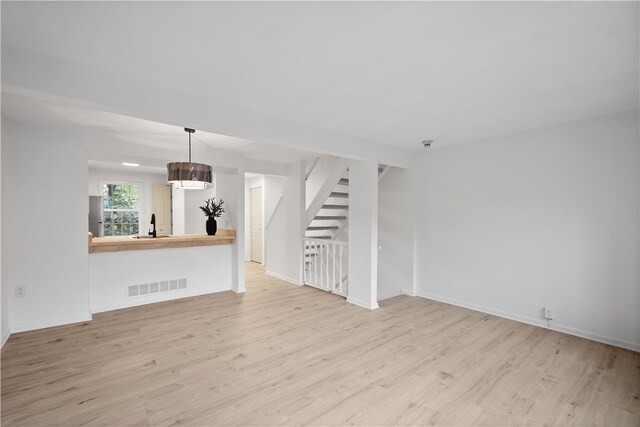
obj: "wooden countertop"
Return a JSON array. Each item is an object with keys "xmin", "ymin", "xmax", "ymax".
[{"xmin": 88, "ymin": 230, "xmax": 236, "ymax": 253}]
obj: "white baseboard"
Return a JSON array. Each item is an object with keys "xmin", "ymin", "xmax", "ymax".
[
  {"xmin": 1, "ymin": 329, "xmax": 11, "ymax": 348},
  {"xmin": 401, "ymin": 288, "xmax": 416, "ymax": 296},
  {"xmin": 416, "ymin": 291, "xmax": 639, "ymax": 352},
  {"xmin": 91, "ymin": 288, "xmax": 230, "ymax": 314},
  {"xmin": 378, "ymin": 293, "xmax": 402, "ymax": 302},
  {"xmin": 266, "ymin": 270, "xmax": 302, "ymax": 286},
  {"xmin": 346, "ymin": 296, "xmax": 379, "ymax": 310},
  {"xmin": 10, "ymin": 314, "xmax": 93, "ymax": 334}
]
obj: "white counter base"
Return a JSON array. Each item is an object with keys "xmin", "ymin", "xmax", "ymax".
[{"xmin": 89, "ymin": 245, "xmax": 232, "ymax": 313}]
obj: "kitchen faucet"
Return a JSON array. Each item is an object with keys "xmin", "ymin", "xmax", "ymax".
[{"xmin": 149, "ymin": 214, "xmax": 157, "ymax": 238}]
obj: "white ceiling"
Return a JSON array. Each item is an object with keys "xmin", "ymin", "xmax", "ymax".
[
  {"xmin": 88, "ymin": 160, "xmax": 166, "ymax": 176},
  {"xmin": 2, "ymin": 2, "xmax": 638, "ymax": 150},
  {"xmin": 1, "ymin": 93, "xmax": 321, "ymax": 163}
]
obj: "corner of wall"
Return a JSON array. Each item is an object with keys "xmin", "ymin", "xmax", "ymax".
[{"xmin": 1, "ymin": 329, "xmax": 10, "ymax": 348}]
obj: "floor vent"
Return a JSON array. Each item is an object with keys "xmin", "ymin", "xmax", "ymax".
[{"xmin": 128, "ymin": 278, "xmax": 187, "ymax": 298}]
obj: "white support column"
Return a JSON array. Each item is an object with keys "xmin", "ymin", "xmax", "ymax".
[
  {"xmin": 216, "ymin": 170, "xmax": 246, "ymax": 293},
  {"xmin": 347, "ymin": 159, "xmax": 379, "ymax": 309},
  {"xmin": 292, "ymin": 161, "xmax": 306, "ymax": 285},
  {"xmin": 234, "ymin": 169, "xmax": 246, "ymax": 293}
]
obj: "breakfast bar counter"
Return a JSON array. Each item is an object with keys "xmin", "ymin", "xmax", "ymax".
[
  {"xmin": 88, "ymin": 229, "xmax": 237, "ymax": 313},
  {"xmin": 88, "ymin": 230, "xmax": 236, "ymax": 253}
]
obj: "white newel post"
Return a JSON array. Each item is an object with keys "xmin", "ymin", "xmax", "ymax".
[{"xmin": 347, "ymin": 159, "xmax": 379, "ymax": 309}]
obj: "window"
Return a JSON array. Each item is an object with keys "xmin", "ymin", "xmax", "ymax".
[{"xmin": 102, "ymin": 183, "xmax": 140, "ymax": 236}]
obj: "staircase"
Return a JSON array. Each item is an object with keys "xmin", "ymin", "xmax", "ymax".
[
  {"xmin": 305, "ymin": 174, "xmax": 350, "ymax": 240},
  {"xmin": 303, "ymin": 161, "xmax": 388, "ymax": 296}
]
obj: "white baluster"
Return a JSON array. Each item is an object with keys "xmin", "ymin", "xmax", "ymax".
[
  {"xmin": 332, "ymin": 243, "xmax": 336, "ymax": 290},
  {"xmin": 325, "ymin": 243, "xmax": 329, "ymax": 290},
  {"xmin": 320, "ymin": 243, "xmax": 324, "ymax": 288},
  {"xmin": 324, "ymin": 243, "xmax": 328, "ymax": 289},
  {"xmin": 301, "ymin": 238, "xmax": 347, "ymax": 295},
  {"xmin": 319, "ymin": 243, "xmax": 322, "ymax": 288},
  {"xmin": 322, "ymin": 243, "xmax": 326, "ymax": 289},
  {"xmin": 339, "ymin": 245, "xmax": 343, "ymax": 293}
]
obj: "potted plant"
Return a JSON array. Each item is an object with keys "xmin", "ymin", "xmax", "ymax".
[{"xmin": 199, "ymin": 198, "xmax": 225, "ymax": 236}]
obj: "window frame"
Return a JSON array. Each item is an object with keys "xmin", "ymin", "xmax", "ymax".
[{"xmin": 99, "ymin": 180, "xmax": 145, "ymax": 237}]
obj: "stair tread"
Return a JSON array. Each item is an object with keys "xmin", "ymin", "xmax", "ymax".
[
  {"xmin": 338, "ymin": 178, "xmax": 349, "ymax": 185},
  {"xmin": 321, "ymin": 204, "xmax": 349, "ymax": 209},
  {"xmin": 329, "ymin": 192, "xmax": 349, "ymax": 198},
  {"xmin": 307, "ymin": 226, "xmax": 339, "ymax": 230},
  {"xmin": 314, "ymin": 215, "xmax": 347, "ymax": 220}
]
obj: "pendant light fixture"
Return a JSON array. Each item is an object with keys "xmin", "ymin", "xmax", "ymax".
[{"xmin": 167, "ymin": 128, "xmax": 212, "ymax": 189}]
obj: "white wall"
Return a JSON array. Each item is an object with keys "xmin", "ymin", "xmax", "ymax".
[
  {"xmin": 90, "ymin": 245, "xmax": 232, "ymax": 313},
  {"xmin": 2, "ymin": 119, "xmax": 92, "ymax": 332},
  {"xmin": 184, "ymin": 185, "xmax": 217, "ymax": 235},
  {"xmin": 1, "ymin": 118, "xmax": 8, "ymax": 346},
  {"xmin": 88, "ymin": 168, "xmax": 167, "ymax": 235},
  {"xmin": 416, "ymin": 110, "xmax": 640, "ymax": 350},
  {"xmin": 378, "ymin": 167, "xmax": 417, "ymax": 301},
  {"xmin": 265, "ymin": 162, "xmax": 305, "ymax": 285}
]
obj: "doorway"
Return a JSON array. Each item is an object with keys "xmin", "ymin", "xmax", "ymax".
[
  {"xmin": 250, "ymin": 186, "xmax": 263, "ymax": 263},
  {"xmin": 152, "ymin": 185, "xmax": 172, "ymax": 235}
]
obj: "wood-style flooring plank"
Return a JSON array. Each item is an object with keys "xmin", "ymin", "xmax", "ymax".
[{"xmin": 2, "ymin": 262, "xmax": 638, "ymax": 426}]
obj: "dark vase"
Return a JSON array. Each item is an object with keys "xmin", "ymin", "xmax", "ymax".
[{"xmin": 206, "ymin": 218, "xmax": 217, "ymax": 236}]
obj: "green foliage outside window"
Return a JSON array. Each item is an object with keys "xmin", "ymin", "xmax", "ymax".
[
  {"xmin": 103, "ymin": 183, "xmax": 139, "ymax": 210},
  {"xmin": 103, "ymin": 183, "xmax": 140, "ymax": 236}
]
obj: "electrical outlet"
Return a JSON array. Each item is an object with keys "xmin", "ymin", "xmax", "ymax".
[
  {"xmin": 544, "ymin": 306, "xmax": 554, "ymax": 320},
  {"xmin": 14, "ymin": 286, "xmax": 26, "ymax": 298}
]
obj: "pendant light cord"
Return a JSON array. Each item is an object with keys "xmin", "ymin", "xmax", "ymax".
[{"xmin": 189, "ymin": 131, "xmax": 192, "ymax": 163}]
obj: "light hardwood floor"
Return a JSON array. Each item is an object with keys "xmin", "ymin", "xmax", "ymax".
[{"xmin": 2, "ymin": 263, "xmax": 638, "ymax": 426}]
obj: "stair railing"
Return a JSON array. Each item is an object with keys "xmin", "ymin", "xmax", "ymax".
[{"xmin": 302, "ymin": 237, "xmax": 348, "ymax": 296}]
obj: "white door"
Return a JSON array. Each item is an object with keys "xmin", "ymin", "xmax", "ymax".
[
  {"xmin": 153, "ymin": 185, "xmax": 172, "ymax": 235},
  {"xmin": 250, "ymin": 187, "xmax": 263, "ymax": 263}
]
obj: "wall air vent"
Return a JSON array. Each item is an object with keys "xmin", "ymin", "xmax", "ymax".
[{"xmin": 127, "ymin": 278, "xmax": 187, "ymax": 298}]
